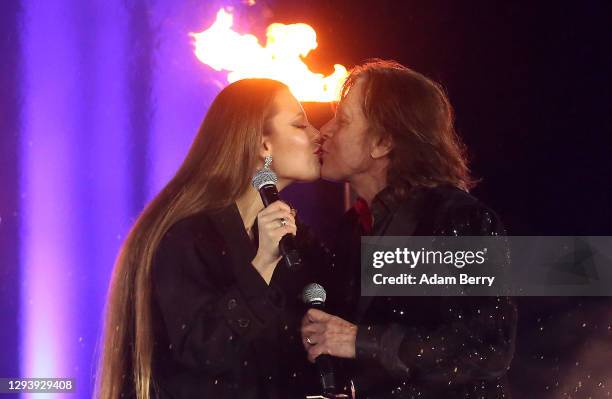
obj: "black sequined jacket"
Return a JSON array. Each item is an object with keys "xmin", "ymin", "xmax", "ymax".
[{"xmin": 328, "ymin": 184, "xmax": 518, "ymax": 399}]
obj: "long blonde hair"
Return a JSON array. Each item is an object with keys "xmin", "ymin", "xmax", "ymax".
[{"xmin": 94, "ymin": 79, "xmax": 288, "ymax": 399}]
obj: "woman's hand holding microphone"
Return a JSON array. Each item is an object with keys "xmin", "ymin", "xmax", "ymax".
[{"xmin": 251, "ymin": 200, "xmax": 296, "ymax": 284}]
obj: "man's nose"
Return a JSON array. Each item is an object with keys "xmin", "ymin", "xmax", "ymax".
[{"xmin": 320, "ymin": 119, "xmax": 334, "ymax": 140}]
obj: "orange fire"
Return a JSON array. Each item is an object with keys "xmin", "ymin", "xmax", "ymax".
[{"xmin": 190, "ymin": 8, "xmax": 348, "ymax": 102}]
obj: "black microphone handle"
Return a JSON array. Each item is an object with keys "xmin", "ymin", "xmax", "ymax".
[
  {"xmin": 309, "ymin": 301, "xmax": 338, "ymax": 395},
  {"xmin": 259, "ymin": 183, "xmax": 281, "ymax": 207},
  {"xmin": 315, "ymin": 355, "xmax": 337, "ymax": 395},
  {"xmin": 258, "ymin": 184, "xmax": 302, "ymax": 269}
]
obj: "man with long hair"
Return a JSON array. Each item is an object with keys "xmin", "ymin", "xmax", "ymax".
[{"xmin": 301, "ymin": 60, "xmax": 518, "ymax": 398}]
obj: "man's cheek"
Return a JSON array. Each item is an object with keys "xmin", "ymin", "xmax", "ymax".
[
  {"xmin": 343, "ymin": 145, "xmax": 363, "ymax": 169},
  {"xmin": 330, "ymin": 130, "xmax": 349, "ymax": 154}
]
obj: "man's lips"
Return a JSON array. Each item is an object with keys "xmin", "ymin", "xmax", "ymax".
[{"xmin": 316, "ymin": 148, "xmax": 327, "ymax": 165}]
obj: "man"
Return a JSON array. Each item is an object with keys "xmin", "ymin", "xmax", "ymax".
[{"xmin": 301, "ymin": 59, "xmax": 517, "ymax": 398}]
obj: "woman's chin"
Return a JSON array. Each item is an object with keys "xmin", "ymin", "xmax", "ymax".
[
  {"xmin": 283, "ymin": 167, "xmax": 321, "ymax": 184},
  {"xmin": 309, "ymin": 163, "xmax": 322, "ymax": 181},
  {"xmin": 298, "ymin": 173, "xmax": 320, "ymax": 183}
]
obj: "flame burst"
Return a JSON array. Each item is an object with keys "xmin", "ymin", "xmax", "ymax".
[{"xmin": 190, "ymin": 8, "xmax": 348, "ymax": 102}]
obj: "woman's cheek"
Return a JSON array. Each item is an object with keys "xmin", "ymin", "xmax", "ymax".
[{"xmin": 290, "ymin": 130, "xmax": 310, "ymax": 147}]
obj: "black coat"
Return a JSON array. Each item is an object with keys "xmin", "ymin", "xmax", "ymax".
[
  {"xmin": 133, "ymin": 203, "xmax": 332, "ymax": 399},
  {"xmin": 329, "ymin": 184, "xmax": 518, "ymax": 399}
]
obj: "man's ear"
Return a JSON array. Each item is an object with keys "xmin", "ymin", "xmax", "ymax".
[{"xmin": 370, "ymin": 134, "xmax": 393, "ymax": 159}]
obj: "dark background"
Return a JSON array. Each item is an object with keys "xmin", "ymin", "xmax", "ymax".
[{"xmin": 275, "ymin": 0, "xmax": 612, "ymax": 235}]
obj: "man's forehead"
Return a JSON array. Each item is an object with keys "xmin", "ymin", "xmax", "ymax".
[
  {"xmin": 335, "ymin": 100, "xmax": 353, "ymax": 117},
  {"xmin": 339, "ymin": 78, "xmax": 365, "ymax": 112},
  {"xmin": 336, "ymin": 98, "xmax": 355, "ymax": 117}
]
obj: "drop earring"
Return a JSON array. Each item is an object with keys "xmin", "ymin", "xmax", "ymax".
[
  {"xmin": 252, "ymin": 154, "xmax": 278, "ymax": 190},
  {"xmin": 263, "ymin": 155, "xmax": 273, "ymax": 169}
]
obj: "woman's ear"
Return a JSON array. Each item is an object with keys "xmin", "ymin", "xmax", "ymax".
[
  {"xmin": 259, "ymin": 135, "xmax": 272, "ymax": 159},
  {"xmin": 370, "ymin": 135, "xmax": 393, "ymax": 159}
]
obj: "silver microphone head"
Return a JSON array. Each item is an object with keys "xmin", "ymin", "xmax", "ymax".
[
  {"xmin": 252, "ymin": 167, "xmax": 278, "ymax": 191},
  {"xmin": 302, "ymin": 283, "xmax": 327, "ymax": 305}
]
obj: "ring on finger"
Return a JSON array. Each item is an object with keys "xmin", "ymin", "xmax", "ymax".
[
  {"xmin": 279, "ymin": 218, "xmax": 287, "ymax": 228},
  {"xmin": 306, "ymin": 337, "xmax": 315, "ymax": 345}
]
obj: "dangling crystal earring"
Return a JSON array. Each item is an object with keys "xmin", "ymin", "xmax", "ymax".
[
  {"xmin": 252, "ymin": 155, "xmax": 278, "ymax": 190},
  {"xmin": 263, "ymin": 155, "xmax": 273, "ymax": 169}
]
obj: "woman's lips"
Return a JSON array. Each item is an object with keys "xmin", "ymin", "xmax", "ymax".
[
  {"xmin": 313, "ymin": 138, "xmax": 326, "ymax": 164},
  {"xmin": 313, "ymin": 137, "xmax": 325, "ymax": 155}
]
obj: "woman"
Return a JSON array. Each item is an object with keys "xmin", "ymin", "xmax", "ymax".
[{"xmin": 95, "ymin": 78, "xmax": 331, "ymax": 399}]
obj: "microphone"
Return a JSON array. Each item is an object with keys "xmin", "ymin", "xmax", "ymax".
[
  {"xmin": 302, "ymin": 283, "xmax": 337, "ymax": 396},
  {"xmin": 252, "ymin": 165, "xmax": 302, "ymax": 269}
]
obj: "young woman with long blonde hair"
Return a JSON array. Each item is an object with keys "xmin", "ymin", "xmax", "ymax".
[{"xmin": 95, "ymin": 78, "xmax": 331, "ymax": 399}]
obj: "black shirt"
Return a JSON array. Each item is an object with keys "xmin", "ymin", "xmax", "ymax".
[{"xmin": 128, "ymin": 203, "xmax": 333, "ymax": 399}]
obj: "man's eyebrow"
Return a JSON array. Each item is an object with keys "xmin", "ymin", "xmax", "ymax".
[{"xmin": 336, "ymin": 103, "xmax": 350, "ymax": 117}]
